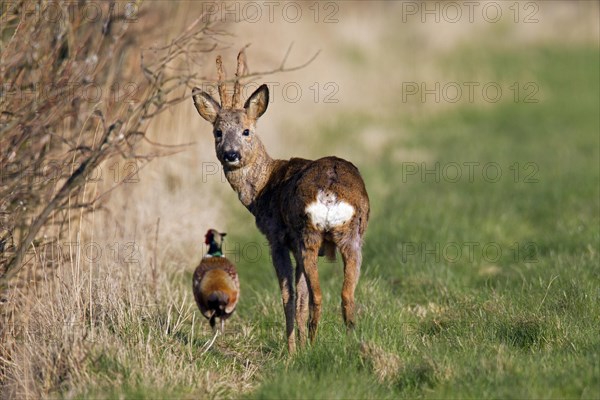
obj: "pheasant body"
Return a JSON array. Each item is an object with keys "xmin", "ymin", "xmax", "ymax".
[{"xmin": 193, "ymin": 230, "xmax": 239, "ymax": 331}]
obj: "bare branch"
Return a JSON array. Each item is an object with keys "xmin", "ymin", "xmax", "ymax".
[
  {"xmin": 206, "ymin": 48, "xmax": 321, "ymax": 92},
  {"xmin": 0, "ymin": 2, "xmax": 222, "ymax": 290},
  {"xmin": 206, "ymin": 45, "xmax": 320, "ymax": 110},
  {"xmin": 280, "ymin": 42, "xmax": 295, "ymax": 70}
]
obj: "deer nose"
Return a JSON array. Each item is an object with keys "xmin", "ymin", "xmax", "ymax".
[{"xmin": 224, "ymin": 151, "xmax": 240, "ymax": 163}]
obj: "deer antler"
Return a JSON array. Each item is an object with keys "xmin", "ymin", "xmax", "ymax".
[
  {"xmin": 216, "ymin": 55, "xmax": 230, "ymax": 108},
  {"xmin": 232, "ymin": 48, "xmax": 248, "ymax": 109}
]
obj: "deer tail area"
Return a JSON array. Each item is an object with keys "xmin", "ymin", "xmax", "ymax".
[{"xmin": 319, "ymin": 240, "xmax": 337, "ymax": 262}]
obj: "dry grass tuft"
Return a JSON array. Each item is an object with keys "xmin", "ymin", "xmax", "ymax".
[{"xmin": 359, "ymin": 341, "xmax": 402, "ymax": 383}]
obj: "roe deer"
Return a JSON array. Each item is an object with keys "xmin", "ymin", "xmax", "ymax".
[{"xmin": 192, "ymin": 50, "xmax": 369, "ymax": 353}]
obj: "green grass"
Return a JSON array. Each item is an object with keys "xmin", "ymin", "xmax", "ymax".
[
  {"xmin": 224, "ymin": 45, "xmax": 599, "ymax": 399},
  {"xmin": 69, "ymin": 43, "xmax": 599, "ymax": 400}
]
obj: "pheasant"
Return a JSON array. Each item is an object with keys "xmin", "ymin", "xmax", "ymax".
[{"xmin": 193, "ymin": 229, "xmax": 239, "ymax": 332}]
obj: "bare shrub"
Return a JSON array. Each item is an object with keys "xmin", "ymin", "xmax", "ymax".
[{"xmin": 0, "ymin": 1, "xmax": 222, "ymax": 396}]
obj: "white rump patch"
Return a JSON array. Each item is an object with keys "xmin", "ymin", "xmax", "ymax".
[{"xmin": 305, "ymin": 191, "xmax": 355, "ymax": 231}]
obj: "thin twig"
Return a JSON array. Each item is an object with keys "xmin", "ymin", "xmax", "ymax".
[{"xmin": 204, "ymin": 49, "xmax": 321, "ymax": 87}]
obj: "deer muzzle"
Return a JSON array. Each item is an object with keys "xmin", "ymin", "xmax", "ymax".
[{"xmin": 223, "ymin": 150, "xmax": 241, "ymax": 164}]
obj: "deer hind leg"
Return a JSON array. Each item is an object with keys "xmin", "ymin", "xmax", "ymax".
[
  {"xmin": 299, "ymin": 233, "xmax": 322, "ymax": 342},
  {"xmin": 295, "ymin": 261, "xmax": 309, "ymax": 347},
  {"xmin": 338, "ymin": 232, "xmax": 363, "ymax": 330},
  {"xmin": 272, "ymin": 245, "xmax": 296, "ymax": 354}
]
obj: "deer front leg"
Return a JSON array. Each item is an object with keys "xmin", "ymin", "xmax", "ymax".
[
  {"xmin": 294, "ymin": 257, "xmax": 309, "ymax": 347},
  {"xmin": 271, "ymin": 245, "xmax": 296, "ymax": 354}
]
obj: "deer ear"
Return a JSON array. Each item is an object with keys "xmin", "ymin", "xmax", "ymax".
[
  {"xmin": 192, "ymin": 88, "xmax": 220, "ymax": 123},
  {"xmin": 244, "ymin": 84, "xmax": 269, "ymax": 120}
]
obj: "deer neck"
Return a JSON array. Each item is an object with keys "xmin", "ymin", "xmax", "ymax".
[{"xmin": 223, "ymin": 139, "xmax": 276, "ymax": 211}]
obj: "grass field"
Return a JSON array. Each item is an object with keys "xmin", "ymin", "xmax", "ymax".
[
  {"xmin": 225, "ymin": 45, "xmax": 600, "ymax": 399},
  {"xmin": 82, "ymin": 33, "xmax": 599, "ymax": 400},
  {"xmin": 3, "ymin": 2, "xmax": 598, "ymax": 399},
  {"xmin": 78, "ymin": 10, "xmax": 599, "ymax": 400}
]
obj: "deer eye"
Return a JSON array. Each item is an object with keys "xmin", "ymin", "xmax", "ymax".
[
  {"xmin": 242, "ymin": 129, "xmax": 250, "ymax": 136},
  {"xmin": 215, "ymin": 129, "xmax": 223, "ymax": 138}
]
